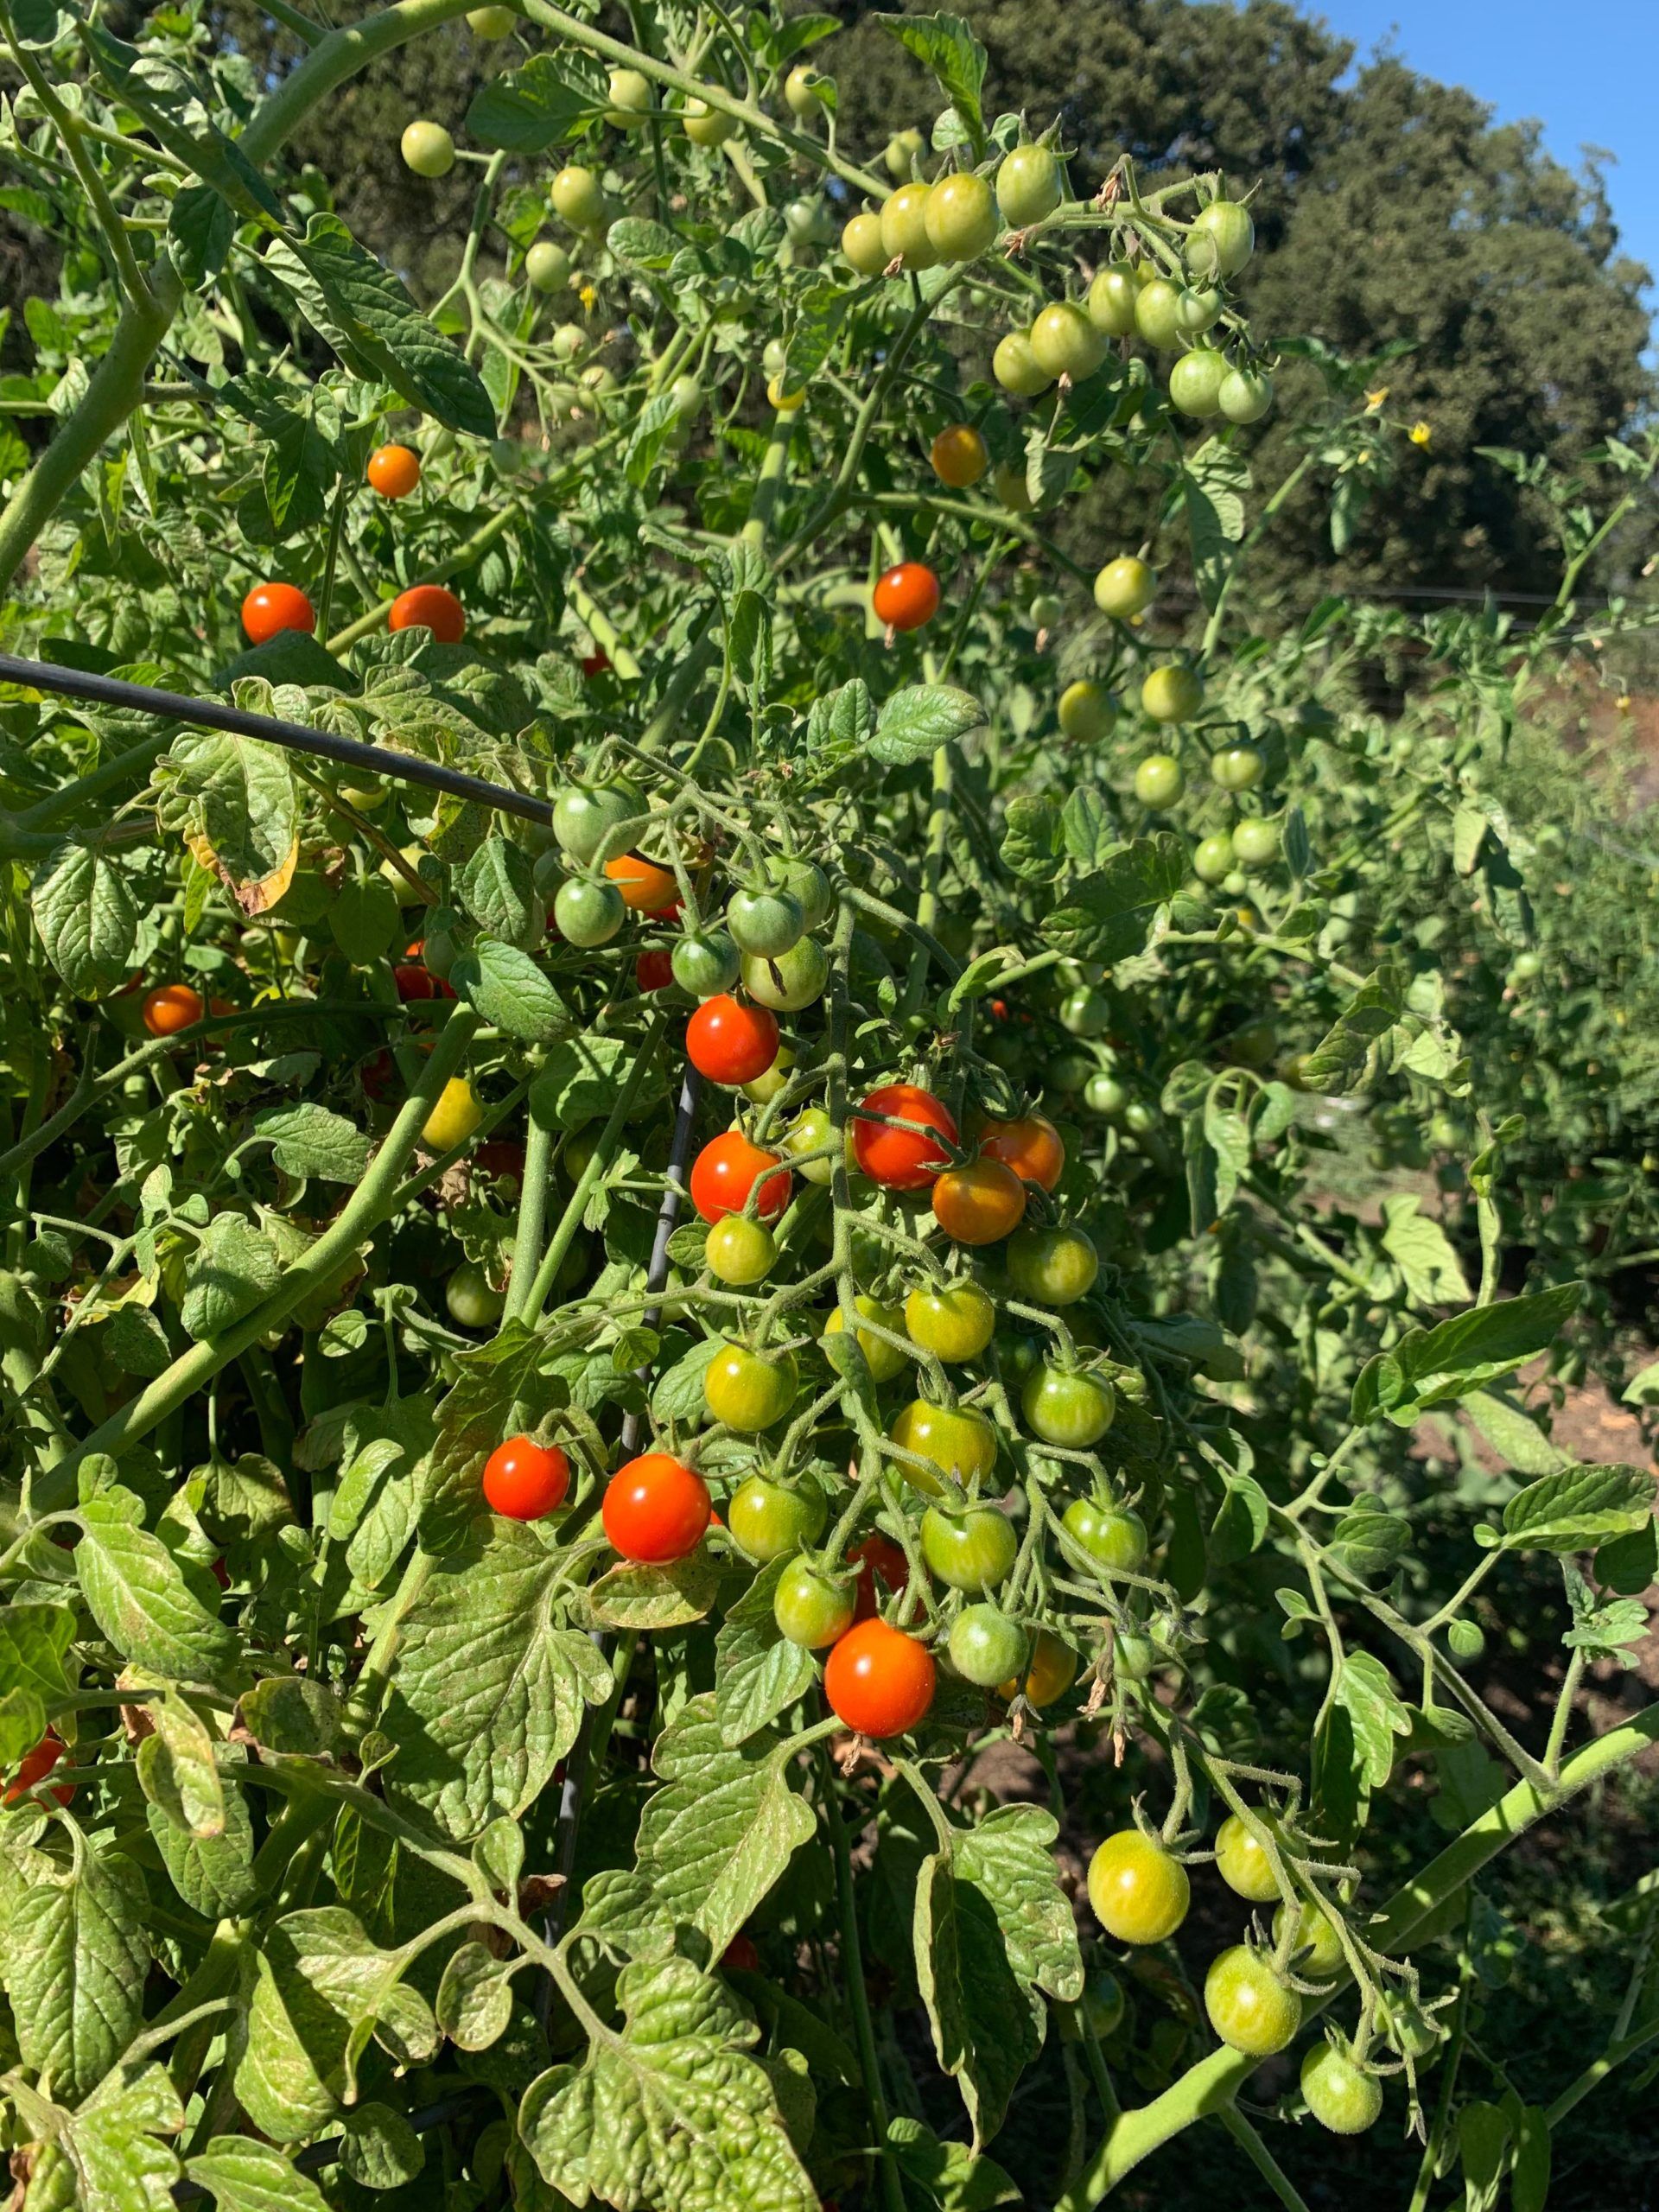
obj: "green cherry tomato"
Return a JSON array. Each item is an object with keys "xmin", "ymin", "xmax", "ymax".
[
  {"xmin": 552, "ymin": 781, "xmax": 641, "ymax": 865},
  {"xmin": 1122, "ymin": 1099, "xmax": 1159, "ymax": 1139},
  {"xmin": 1168, "ymin": 346, "xmax": 1228, "ymax": 418},
  {"xmin": 1188, "ymin": 199, "xmax": 1255, "ymax": 278},
  {"xmin": 727, "ymin": 887, "xmax": 804, "ymax": 959},
  {"xmin": 783, "ymin": 62, "xmax": 830, "ymax": 117},
  {"xmin": 995, "ymin": 143, "xmax": 1062, "ymax": 227},
  {"xmin": 605, "ymin": 67, "xmax": 652, "ymax": 126},
  {"xmin": 551, "ymin": 164, "xmax": 606, "ymax": 232},
  {"xmin": 994, "ymin": 460, "xmax": 1037, "ymax": 512},
  {"xmin": 993, "ymin": 329, "xmax": 1055, "ymax": 398},
  {"xmin": 683, "ymin": 97, "xmax": 736, "ymax": 147},
  {"xmin": 824, "ymin": 1295, "xmax": 909, "ymax": 1382},
  {"xmin": 1176, "ymin": 284, "xmax": 1223, "ymax": 334},
  {"xmin": 554, "ymin": 877, "xmax": 626, "ymax": 947},
  {"xmin": 1087, "ymin": 1831, "xmax": 1191, "ymax": 1944},
  {"xmin": 1085, "ymin": 264, "xmax": 1138, "ymax": 337},
  {"xmin": 1114, "ymin": 1630, "xmax": 1158, "ymax": 1681},
  {"xmin": 785, "ymin": 1105, "xmax": 839, "ymax": 1186},
  {"xmin": 741, "ymin": 939, "xmax": 829, "ymax": 1011},
  {"xmin": 1219, "ymin": 366, "xmax": 1274, "ymax": 423},
  {"xmin": 888, "ymin": 1398, "xmax": 998, "ymax": 1495},
  {"xmin": 920, "ymin": 1503, "xmax": 1018, "ymax": 1592},
  {"xmin": 1060, "ymin": 984, "xmax": 1112, "ymax": 1037},
  {"xmin": 1022, "ymin": 1365, "xmax": 1116, "ymax": 1447},
  {"xmin": 1301, "ymin": 2044, "xmax": 1382, "ymax": 2135},
  {"xmin": 1084, "ymin": 1071, "xmax": 1128, "ymax": 1122},
  {"xmin": 1029, "ymin": 302, "xmax": 1107, "ymax": 381},
  {"xmin": 401, "ymin": 121, "xmax": 455, "ymax": 177},
  {"xmin": 1081, "ymin": 1967, "xmax": 1127, "ymax": 2038},
  {"xmin": 1141, "ymin": 665, "xmax": 1204, "ymax": 724},
  {"xmin": 884, "ymin": 125, "xmax": 925, "ymax": 180},
  {"xmin": 672, "ymin": 931, "xmax": 741, "ymax": 998},
  {"xmin": 1204, "ymin": 1947, "xmax": 1301, "ymax": 2056},
  {"xmin": 1062, "ymin": 1496, "xmax": 1147, "ymax": 1572},
  {"xmin": 445, "ymin": 1261, "xmax": 505, "ymax": 1328},
  {"xmin": 1058, "ymin": 681, "xmax": 1116, "ymax": 743},
  {"xmin": 1193, "ymin": 833, "xmax": 1236, "ymax": 886},
  {"xmin": 763, "ymin": 855, "xmax": 835, "ymax": 931},
  {"xmin": 728, "ymin": 1473, "xmax": 827, "ymax": 1563},
  {"xmin": 905, "ymin": 1280, "xmax": 996, "ymax": 1363},
  {"xmin": 705, "ymin": 1216, "xmax": 777, "ymax": 1286},
  {"xmin": 1133, "ymin": 277, "xmax": 1183, "ymax": 350},
  {"xmin": 773, "ymin": 1556, "xmax": 855, "ymax": 1647},
  {"xmin": 1094, "ymin": 556, "xmax": 1156, "ymax": 620},
  {"xmin": 525, "ymin": 239, "xmax": 570, "ymax": 293},
  {"xmin": 842, "ymin": 209, "xmax": 889, "ymax": 275},
  {"xmin": 1211, "ymin": 743, "xmax": 1264, "ymax": 791},
  {"xmin": 1231, "ymin": 816, "xmax": 1280, "ymax": 868},
  {"xmin": 948, "ymin": 1603, "xmax": 1029, "ymax": 1687},
  {"xmin": 1007, "ymin": 1224, "xmax": 1098, "ymax": 1306},
  {"xmin": 925, "ymin": 171, "xmax": 999, "ymax": 261},
  {"xmin": 1134, "ymin": 753, "xmax": 1185, "ymax": 808},
  {"xmin": 880, "ymin": 182, "xmax": 938, "ymax": 270},
  {"xmin": 1215, "ymin": 1813, "xmax": 1281, "ymax": 1901},
  {"xmin": 1273, "ymin": 1899, "xmax": 1345, "ymax": 1980},
  {"xmin": 704, "ymin": 1343, "xmax": 798, "ymax": 1432}
]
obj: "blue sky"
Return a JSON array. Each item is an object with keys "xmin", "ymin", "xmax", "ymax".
[{"xmin": 1302, "ymin": 2, "xmax": 1657, "ymax": 305}]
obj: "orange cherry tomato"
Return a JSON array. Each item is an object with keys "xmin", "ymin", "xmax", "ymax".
[
  {"xmin": 605, "ymin": 853, "xmax": 680, "ymax": 913},
  {"xmin": 931, "ymin": 1155, "xmax": 1027, "ymax": 1244},
  {"xmin": 977, "ymin": 1113, "xmax": 1065, "ymax": 1192},
  {"xmin": 635, "ymin": 948, "xmax": 674, "ymax": 991},
  {"xmin": 849, "ymin": 1532, "xmax": 909, "ymax": 1622},
  {"xmin": 686, "ymin": 995, "xmax": 780, "ymax": 1086},
  {"xmin": 388, "ymin": 583, "xmax": 466, "ymax": 643},
  {"xmin": 4, "ymin": 1729, "xmax": 73, "ymax": 1806},
  {"xmin": 824, "ymin": 1618, "xmax": 937, "ymax": 1738},
  {"xmin": 601, "ymin": 1452, "xmax": 710, "ymax": 1562},
  {"xmin": 241, "ymin": 582, "xmax": 315, "ymax": 645},
  {"xmin": 482, "ymin": 1436, "xmax": 570, "ymax": 1519},
  {"xmin": 142, "ymin": 983, "xmax": 204, "ymax": 1036},
  {"xmin": 853, "ymin": 1081, "xmax": 958, "ymax": 1189},
  {"xmin": 689, "ymin": 1131, "xmax": 791, "ymax": 1224},
  {"xmin": 930, "ymin": 423, "xmax": 988, "ymax": 488},
  {"xmin": 873, "ymin": 560, "xmax": 941, "ymax": 633},
  {"xmin": 366, "ymin": 442, "xmax": 422, "ymax": 499}
]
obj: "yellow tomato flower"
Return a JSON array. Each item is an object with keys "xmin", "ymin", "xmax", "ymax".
[
  {"xmin": 1408, "ymin": 419, "xmax": 1432, "ymax": 447},
  {"xmin": 1363, "ymin": 385, "xmax": 1389, "ymax": 412}
]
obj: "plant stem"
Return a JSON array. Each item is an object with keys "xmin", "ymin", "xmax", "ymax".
[
  {"xmin": 1214, "ymin": 2107, "xmax": 1311, "ymax": 2212},
  {"xmin": 821, "ymin": 1745, "xmax": 906, "ymax": 2212}
]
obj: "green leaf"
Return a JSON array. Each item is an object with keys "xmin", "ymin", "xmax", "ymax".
[
  {"xmin": 465, "ymin": 50, "xmax": 605, "ymax": 152},
  {"xmin": 607, "ymin": 218, "xmax": 681, "ymax": 270},
  {"xmin": 1382, "ymin": 1284, "xmax": 1583, "ymax": 1419},
  {"xmin": 458, "ymin": 837, "xmax": 541, "ymax": 952},
  {"xmin": 1459, "ymin": 1390, "xmax": 1569, "ymax": 1476},
  {"xmin": 253, "ymin": 1103, "xmax": 372, "ymax": 1184},
  {"xmin": 1040, "ymin": 835, "xmax": 1185, "ymax": 962},
  {"xmin": 450, "ymin": 936, "xmax": 566, "ymax": 1042},
  {"xmin": 181, "ymin": 1214, "xmax": 283, "ymax": 1341},
  {"xmin": 871, "ymin": 685, "xmax": 986, "ymax": 766},
  {"xmin": 168, "ymin": 183, "xmax": 234, "ymax": 289},
  {"xmin": 105, "ymin": 1301, "xmax": 173, "ymax": 1376},
  {"xmin": 25, "ymin": 2063, "xmax": 183, "ymax": 2212},
  {"xmin": 340, "ymin": 2104, "xmax": 424, "ymax": 2190},
  {"xmin": 1510, "ymin": 2105, "xmax": 1551, "ymax": 2212},
  {"xmin": 1182, "ymin": 440, "xmax": 1249, "ymax": 611},
  {"xmin": 714, "ymin": 1557, "xmax": 818, "ymax": 1745},
  {"xmin": 31, "ymin": 838, "xmax": 137, "ymax": 998},
  {"xmin": 242, "ymin": 1675, "xmax": 342, "ymax": 1755},
  {"xmin": 1332, "ymin": 1649, "xmax": 1412, "ymax": 1789},
  {"xmin": 874, "ymin": 12, "xmax": 988, "ymax": 151},
  {"xmin": 915, "ymin": 1802, "xmax": 1083, "ymax": 2147},
  {"xmin": 78, "ymin": 1488, "xmax": 240, "ymax": 1681},
  {"xmin": 1300, "ymin": 965, "xmax": 1406, "ymax": 1094},
  {"xmin": 0, "ymin": 1599, "xmax": 74, "ymax": 1703},
  {"xmin": 1328, "ymin": 1503, "xmax": 1411, "ymax": 1581},
  {"xmin": 634, "ymin": 1694, "xmax": 817, "ymax": 1959},
  {"xmin": 530, "ymin": 1033, "xmax": 639, "ymax": 1128},
  {"xmin": 1501, "ymin": 1465, "xmax": 1656, "ymax": 1554},
  {"xmin": 136, "ymin": 1686, "xmax": 226, "ymax": 1839},
  {"xmin": 887, "ymin": 2118, "xmax": 1021, "ymax": 2210},
  {"xmin": 188, "ymin": 2138, "xmax": 333, "ymax": 2212},
  {"xmin": 435, "ymin": 1940, "xmax": 515, "ymax": 2051},
  {"xmin": 1379, "ymin": 1194, "xmax": 1471, "ymax": 1307},
  {"xmin": 518, "ymin": 1957, "xmax": 814, "ymax": 2212},
  {"xmin": 160, "ymin": 730, "xmax": 299, "ymax": 915},
  {"xmin": 590, "ymin": 1550, "xmax": 724, "ymax": 1629},
  {"xmin": 805, "ymin": 678, "xmax": 876, "ymax": 755},
  {"xmin": 4, "ymin": 1839, "xmax": 151, "ymax": 2101},
  {"xmin": 381, "ymin": 1517, "xmax": 613, "ymax": 1839},
  {"xmin": 999, "ymin": 794, "xmax": 1065, "ymax": 884},
  {"xmin": 147, "ymin": 1756, "xmax": 262, "ymax": 1916},
  {"xmin": 783, "ymin": 280, "xmax": 849, "ymax": 391},
  {"xmin": 263, "ymin": 215, "xmax": 493, "ymax": 438},
  {"xmin": 328, "ymin": 874, "xmax": 400, "ymax": 964}
]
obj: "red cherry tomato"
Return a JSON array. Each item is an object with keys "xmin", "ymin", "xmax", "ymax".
[
  {"xmin": 601, "ymin": 1452, "xmax": 711, "ymax": 1562},
  {"xmin": 721, "ymin": 1933, "xmax": 760, "ymax": 1973},
  {"xmin": 635, "ymin": 948, "xmax": 674, "ymax": 992},
  {"xmin": 686, "ymin": 995, "xmax": 780, "ymax": 1086},
  {"xmin": 873, "ymin": 561, "xmax": 941, "ymax": 633},
  {"xmin": 474, "ymin": 1138, "xmax": 528, "ymax": 1181},
  {"xmin": 582, "ymin": 647, "xmax": 612, "ymax": 678},
  {"xmin": 241, "ymin": 582, "xmax": 315, "ymax": 645},
  {"xmin": 853, "ymin": 1082, "xmax": 958, "ymax": 1189},
  {"xmin": 824, "ymin": 1618, "xmax": 937, "ymax": 1738},
  {"xmin": 482, "ymin": 1435, "xmax": 570, "ymax": 1519},
  {"xmin": 4, "ymin": 1729, "xmax": 73, "ymax": 1806},
  {"xmin": 143, "ymin": 983, "xmax": 204, "ymax": 1036},
  {"xmin": 849, "ymin": 1532, "xmax": 909, "ymax": 1622},
  {"xmin": 388, "ymin": 583, "xmax": 466, "ymax": 643},
  {"xmin": 367, "ymin": 443, "xmax": 422, "ymax": 499},
  {"xmin": 689, "ymin": 1131, "xmax": 791, "ymax": 1224},
  {"xmin": 392, "ymin": 962, "xmax": 439, "ymax": 1001}
]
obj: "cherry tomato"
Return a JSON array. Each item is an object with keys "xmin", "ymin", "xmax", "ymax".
[
  {"xmin": 1192, "ymin": 832, "xmax": 1234, "ymax": 886},
  {"xmin": 445, "ymin": 1260, "xmax": 504, "ymax": 1328},
  {"xmin": 1023, "ymin": 1365, "xmax": 1116, "ymax": 1447},
  {"xmin": 581, "ymin": 647, "xmax": 612, "ymax": 678},
  {"xmin": 606, "ymin": 66, "xmax": 651, "ymax": 124},
  {"xmin": 854, "ymin": 1083, "xmax": 958, "ymax": 1189},
  {"xmin": 888, "ymin": 1398, "xmax": 997, "ymax": 1495},
  {"xmin": 995, "ymin": 144, "xmax": 1061, "ymax": 227},
  {"xmin": 1218, "ymin": 366, "xmax": 1273, "ymax": 424},
  {"xmin": 1061, "ymin": 1496, "xmax": 1147, "ymax": 1573},
  {"xmin": 1215, "ymin": 1812, "xmax": 1281, "ymax": 1901},
  {"xmin": 689, "ymin": 1132, "xmax": 791, "ymax": 1224},
  {"xmin": 1087, "ymin": 1830, "xmax": 1191, "ymax": 1944},
  {"xmin": 475, "ymin": 1138, "xmax": 527, "ymax": 1182},
  {"xmin": 672, "ymin": 931, "xmax": 741, "ymax": 999},
  {"xmin": 1134, "ymin": 753, "xmax": 1185, "ymax": 809},
  {"xmin": 143, "ymin": 983, "xmax": 204, "ymax": 1037},
  {"xmin": 1081, "ymin": 1967, "xmax": 1127, "ymax": 2039},
  {"xmin": 1169, "ymin": 346, "xmax": 1227, "ymax": 418},
  {"xmin": 899, "ymin": 1285, "xmax": 994, "ymax": 1376},
  {"xmin": 388, "ymin": 583, "xmax": 465, "ymax": 642},
  {"xmin": 773, "ymin": 1556, "xmax": 856, "ymax": 1647},
  {"xmin": 1274, "ymin": 1899, "xmax": 1345, "ymax": 1980},
  {"xmin": 525, "ymin": 238, "xmax": 570, "ymax": 290},
  {"xmin": 1211, "ymin": 743, "xmax": 1264, "ymax": 792},
  {"xmin": 1007, "ymin": 1224, "xmax": 1098, "ymax": 1306},
  {"xmin": 686, "ymin": 995, "xmax": 779, "ymax": 1086},
  {"xmin": 1203, "ymin": 1947, "xmax": 1301, "ymax": 2056},
  {"xmin": 601, "ymin": 1452, "xmax": 710, "ymax": 1562},
  {"xmin": 925, "ymin": 171, "xmax": 998, "ymax": 260},
  {"xmin": 1001, "ymin": 1627, "xmax": 1077, "ymax": 1707},
  {"xmin": 1084, "ymin": 1071, "xmax": 1128, "ymax": 1122},
  {"xmin": 1058, "ymin": 681, "xmax": 1116, "ymax": 743},
  {"xmin": 824, "ymin": 1295, "xmax": 909, "ymax": 1382},
  {"xmin": 552, "ymin": 164, "xmax": 606, "ymax": 231},
  {"xmin": 727, "ymin": 888, "xmax": 804, "ymax": 960},
  {"xmin": 784, "ymin": 1105, "xmax": 839, "ymax": 1186},
  {"xmin": 994, "ymin": 330, "xmax": 1054, "ymax": 398},
  {"xmin": 1094, "ymin": 556, "xmax": 1156, "ymax": 620},
  {"xmin": 635, "ymin": 947, "xmax": 674, "ymax": 992},
  {"xmin": 976, "ymin": 1114, "xmax": 1065, "ymax": 1192},
  {"xmin": 728, "ymin": 1473, "xmax": 827, "ymax": 1563},
  {"xmin": 3, "ymin": 1730, "xmax": 73, "ymax": 1806},
  {"xmin": 994, "ymin": 459, "xmax": 1038, "ymax": 511},
  {"xmin": 930, "ymin": 423, "xmax": 989, "ymax": 488},
  {"xmin": 393, "ymin": 961, "xmax": 441, "ymax": 1001},
  {"xmin": 1141, "ymin": 665, "xmax": 1204, "ymax": 725},
  {"xmin": 1085, "ymin": 264, "xmax": 1139, "ymax": 337},
  {"xmin": 842, "ymin": 209, "xmax": 889, "ymax": 276},
  {"xmin": 873, "ymin": 561, "xmax": 941, "ymax": 633},
  {"xmin": 824, "ymin": 1618, "xmax": 936, "ymax": 1738},
  {"xmin": 1133, "ymin": 277, "xmax": 1183, "ymax": 350},
  {"xmin": 879, "ymin": 182, "xmax": 938, "ymax": 271},
  {"xmin": 1231, "ymin": 817, "xmax": 1280, "ymax": 868},
  {"xmin": 703, "ymin": 1342, "xmax": 798, "ymax": 1432},
  {"xmin": 605, "ymin": 853, "xmax": 680, "ymax": 914},
  {"xmin": 1114, "ymin": 1630, "xmax": 1157, "ymax": 1681},
  {"xmin": 1300, "ymin": 2044, "xmax": 1382, "ymax": 2134},
  {"xmin": 920, "ymin": 1503, "xmax": 1017, "ymax": 1592},
  {"xmin": 849, "ymin": 1532, "xmax": 910, "ymax": 1621},
  {"xmin": 705, "ymin": 1216, "xmax": 776, "ymax": 1286},
  {"xmin": 931, "ymin": 1157, "xmax": 1026, "ymax": 1245},
  {"xmin": 741, "ymin": 1043, "xmax": 795, "ymax": 1105},
  {"xmin": 401, "ymin": 120, "xmax": 455, "ymax": 176},
  {"xmin": 423, "ymin": 1076, "xmax": 484, "ymax": 1153},
  {"xmin": 482, "ymin": 1436, "xmax": 570, "ymax": 1519},
  {"xmin": 721, "ymin": 1932, "xmax": 760, "ymax": 1974},
  {"xmin": 1029, "ymin": 302, "xmax": 1106, "ymax": 381},
  {"xmin": 241, "ymin": 582, "xmax": 315, "ymax": 644},
  {"xmin": 740, "ymin": 940, "xmax": 828, "ymax": 1012},
  {"xmin": 552, "ymin": 783, "xmax": 641, "ymax": 863},
  {"xmin": 367, "ymin": 443, "xmax": 421, "ymax": 499},
  {"xmin": 948, "ymin": 1604, "xmax": 1027, "ymax": 1687},
  {"xmin": 1188, "ymin": 199, "xmax": 1255, "ymax": 277}
]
